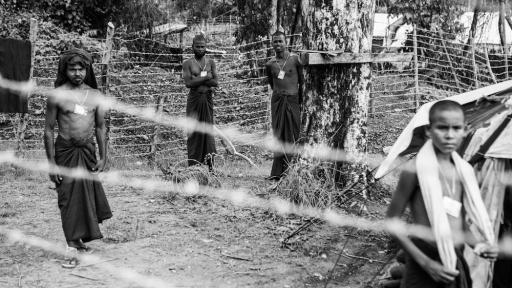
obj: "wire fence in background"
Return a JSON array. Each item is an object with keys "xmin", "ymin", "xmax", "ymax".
[{"xmin": 1, "ymin": 19, "xmax": 510, "ymax": 165}]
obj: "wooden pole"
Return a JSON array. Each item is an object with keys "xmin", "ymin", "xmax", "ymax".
[
  {"xmin": 16, "ymin": 18, "xmax": 38, "ymax": 156},
  {"xmin": 413, "ymin": 25, "xmax": 420, "ymax": 110},
  {"xmin": 484, "ymin": 44, "xmax": 498, "ymax": 83},
  {"xmin": 150, "ymin": 95, "xmax": 166, "ymax": 163},
  {"xmin": 438, "ymin": 31, "xmax": 462, "ymax": 92},
  {"xmin": 267, "ymin": 85, "xmax": 272, "ymax": 132},
  {"xmin": 471, "ymin": 39, "xmax": 479, "ymax": 88},
  {"xmin": 499, "ymin": 0, "xmax": 509, "ymax": 79},
  {"xmin": 101, "ymin": 22, "xmax": 115, "ymax": 161}
]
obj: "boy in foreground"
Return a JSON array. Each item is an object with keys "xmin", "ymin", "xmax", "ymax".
[{"xmin": 386, "ymin": 100, "xmax": 497, "ymax": 287}]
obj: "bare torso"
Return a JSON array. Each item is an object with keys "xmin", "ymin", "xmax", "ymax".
[
  {"xmin": 409, "ymin": 162, "xmax": 466, "ymax": 244},
  {"xmin": 266, "ymin": 54, "xmax": 301, "ymax": 94},
  {"xmin": 184, "ymin": 57, "xmax": 215, "ymax": 94},
  {"xmin": 55, "ymin": 84, "xmax": 97, "ymax": 140}
]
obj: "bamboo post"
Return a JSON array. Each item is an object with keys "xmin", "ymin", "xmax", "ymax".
[
  {"xmin": 413, "ymin": 25, "xmax": 420, "ymax": 110},
  {"xmin": 484, "ymin": 44, "xmax": 498, "ymax": 84},
  {"xmin": 499, "ymin": 0, "xmax": 509, "ymax": 79},
  {"xmin": 267, "ymin": 86, "xmax": 272, "ymax": 132},
  {"xmin": 369, "ymin": 89, "xmax": 375, "ymax": 115},
  {"xmin": 438, "ymin": 31, "xmax": 462, "ymax": 92},
  {"xmin": 150, "ymin": 95, "xmax": 166, "ymax": 163},
  {"xmin": 16, "ymin": 18, "xmax": 38, "ymax": 156},
  {"xmin": 471, "ymin": 40, "xmax": 479, "ymax": 88},
  {"xmin": 229, "ymin": 15, "xmax": 232, "ymax": 34},
  {"xmin": 101, "ymin": 22, "xmax": 115, "ymax": 159}
]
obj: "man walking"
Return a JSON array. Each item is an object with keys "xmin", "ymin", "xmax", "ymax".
[{"xmin": 44, "ymin": 48, "xmax": 112, "ymax": 267}]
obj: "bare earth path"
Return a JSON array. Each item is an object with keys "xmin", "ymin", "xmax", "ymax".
[{"xmin": 0, "ymin": 160, "xmax": 391, "ymax": 288}]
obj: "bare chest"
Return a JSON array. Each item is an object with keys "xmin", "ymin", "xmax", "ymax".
[{"xmin": 190, "ymin": 59, "xmax": 211, "ymax": 76}]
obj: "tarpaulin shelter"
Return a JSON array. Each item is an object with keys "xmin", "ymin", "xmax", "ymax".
[{"xmin": 375, "ymin": 81, "xmax": 512, "ymax": 288}]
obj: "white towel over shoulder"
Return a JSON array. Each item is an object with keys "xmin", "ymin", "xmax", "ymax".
[{"xmin": 415, "ymin": 139, "xmax": 495, "ymax": 270}]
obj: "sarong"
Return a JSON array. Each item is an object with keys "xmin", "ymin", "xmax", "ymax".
[
  {"xmin": 0, "ymin": 38, "xmax": 30, "ymax": 113},
  {"xmin": 401, "ymin": 238, "xmax": 471, "ymax": 288},
  {"xmin": 186, "ymin": 89, "xmax": 216, "ymax": 166},
  {"xmin": 270, "ymin": 92, "xmax": 300, "ymax": 177},
  {"xmin": 54, "ymin": 135, "xmax": 112, "ymax": 243}
]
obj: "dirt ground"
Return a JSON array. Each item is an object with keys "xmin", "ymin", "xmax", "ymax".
[{"xmin": 0, "ymin": 156, "xmax": 397, "ymax": 288}]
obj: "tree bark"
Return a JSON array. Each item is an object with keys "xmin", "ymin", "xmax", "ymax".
[
  {"xmin": 301, "ymin": 0, "xmax": 374, "ymax": 189},
  {"xmin": 289, "ymin": 0, "xmax": 302, "ymax": 46},
  {"xmin": 464, "ymin": 0, "xmax": 481, "ymax": 57},
  {"xmin": 270, "ymin": 0, "xmax": 278, "ymax": 33}
]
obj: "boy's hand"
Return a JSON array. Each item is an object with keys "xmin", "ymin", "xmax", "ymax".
[
  {"xmin": 475, "ymin": 243, "xmax": 498, "ymax": 260},
  {"xmin": 423, "ymin": 259, "xmax": 459, "ymax": 284}
]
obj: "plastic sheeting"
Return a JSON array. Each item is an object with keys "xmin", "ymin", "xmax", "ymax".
[{"xmin": 464, "ymin": 158, "xmax": 507, "ymax": 288}]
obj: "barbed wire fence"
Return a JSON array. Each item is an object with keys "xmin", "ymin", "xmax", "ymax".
[{"xmin": 1, "ymin": 18, "xmax": 510, "ymax": 166}]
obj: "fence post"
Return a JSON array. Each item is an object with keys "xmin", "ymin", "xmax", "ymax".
[
  {"xmin": 16, "ymin": 18, "xmax": 38, "ymax": 156},
  {"xmin": 438, "ymin": 30, "xmax": 462, "ymax": 92},
  {"xmin": 484, "ymin": 44, "xmax": 498, "ymax": 84},
  {"xmin": 150, "ymin": 95, "xmax": 166, "ymax": 164},
  {"xmin": 413, "ymin": 25, "xmax": 419, "ymax": 111},
  {"xmin": 101, "ymin": 22, "xmax": 115, "ymax": 161},
  {"xmin": 471, "ymin": 39, "xmax": 479, "ymax": 88},
  {"xmin": 229, "ymin": 15, "xmax": 232, "ymax": 34}
]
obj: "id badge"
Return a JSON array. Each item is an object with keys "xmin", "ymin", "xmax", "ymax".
[
  {"xmin": 277, "ymin": 70, "xmax": 285, "ymax": 79},
  {"xmin": 443, "ymin": 196, "xmax": 462, "ymax": 218},
  {"xmin": 200, "ymin": 71, "xmax": 207, "ymax": 77},
  {"xmin": 74, "ymin": 104, "xmax": 87, "ymax": 116}
]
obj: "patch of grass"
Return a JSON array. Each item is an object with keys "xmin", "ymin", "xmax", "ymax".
[{"xmin": 274, "ymin": 159, "xmax": 339, "ymax": 208}]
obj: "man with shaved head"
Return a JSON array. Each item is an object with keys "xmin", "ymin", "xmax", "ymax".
[
  {"xmin": 182, "ymin": 33, "xmax": 218, "ymax": 171},
  {"xmin": 45, "ymin": 48, "xmax": 112, "ymax": 267}
]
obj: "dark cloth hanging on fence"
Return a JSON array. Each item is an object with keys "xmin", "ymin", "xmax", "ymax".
[
  {"xmin": 186, "ymin": 89, "xmax": 216, "ymax": 166},
  {"xmin": 401, "ymin": 238, "xmax": 471, "ymax": 288},
  {"xmin": 270, "ymin": 92, "xmax": 300, "ymax": 178},
  {"xmin": 0, "ymin": 38, "xmax": 31, "ymax": 113},
  {"xmin": 54, "ymin": 135, "xmax": 112, "ymax": 243}
]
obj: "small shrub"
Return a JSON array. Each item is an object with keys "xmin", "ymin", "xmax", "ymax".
[{"xmin": 275, "ymin": 158, "xmax": 339, "ymax": 208}]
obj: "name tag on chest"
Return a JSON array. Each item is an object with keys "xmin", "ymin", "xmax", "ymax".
[
  {"xmin": 443, "ymin": 196, "xmax": 462, "ymax": 218},
  {"xmin": 74, "ymin": 104, "xmax": 87, "ymax": 116},
  {"xmin": 200, "ymin": 71, "xmax": 207, "ymax": 77},
  {"xmin": 277, "ymin": 70, "xmax": 285, "ymax": 79}
]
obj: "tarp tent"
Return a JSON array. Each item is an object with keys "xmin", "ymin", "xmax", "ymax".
[
  {"xmin": 375, "ymin": 80, "xmax": 512, "ymax": 179},
  {"xmin": 375, "ymin": 81, "xmax": 512, "ymax": 288}
]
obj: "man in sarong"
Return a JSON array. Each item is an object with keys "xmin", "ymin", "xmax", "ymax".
[
  {"xmin": 386, "ymin": 100, "xmax": 498, "ymax": 288},
  {"xmin": 44, "ymin": 48, "xmax": 112, "ymax": 265},
  {"xmin": 265, "ymin": 30, "xmax": 303, "ymax": 181},
  {"xmin": 182, "ymin": 33, "xmax": 218, "ymax": 170}
]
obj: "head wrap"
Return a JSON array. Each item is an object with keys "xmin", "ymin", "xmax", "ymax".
[{"xmin": 54, "ymin": 48, "xmax": 98, "ymax": 89}]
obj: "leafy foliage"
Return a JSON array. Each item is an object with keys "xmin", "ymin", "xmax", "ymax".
[
  {"xmin": 388, "ymin": 0, "xmax": 466, "ymax": 33},
  {"xmin": 2, "ymin": 0, "xmax": 166, "ymax": 35},
  {"xmin": 176, "ymin": 0, "xmax": 212, "ymax": 20},
  {"xmin": 235, "ymin": 0, "xmax": 300, "ymax": 44}
]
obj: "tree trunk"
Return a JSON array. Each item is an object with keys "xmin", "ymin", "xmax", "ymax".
[
  {"xmin": 301, "ymin": 0, "xmax": 374, "ymax": 190},
  {"xmin": 270, "ymin": 0, "xmax": 278, "ymax": 33},
  {"xmin": 289, "ymin": 0, "xmax": 302, "ymax": 47},
  {"xmin": 464, "ymin": 0, "xmax": 481, "ymax": 56},
  {"xmin": 276, "ymin": 0, "xmax": 283, "ymax": 30}
]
